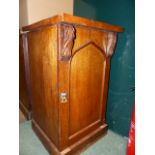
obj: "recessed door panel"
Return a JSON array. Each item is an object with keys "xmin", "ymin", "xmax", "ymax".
[{"xmin": 69, "ymin": 43, "xmax": 105, "ymax": 137}]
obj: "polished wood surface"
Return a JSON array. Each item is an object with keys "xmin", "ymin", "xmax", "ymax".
[
  {"xmin": 27, "ymin": 26, "xmax": 59, "ymax": 147},
  {"xmin": 22, "ymin": 14, "xmax": 123, "ymax": 154},
  {"xmin": 22, "ymin": 13, "xmax": 124, "ymax": 32},
  {"xmin": 19, "ymin": 32, "xmax": 31, "ymax": 119},
  {"xmin": 70, "ymin": 45, "xmax": 104, "ymax": 131},
  {"xmin": 68, "ymin": 27, "xmax": 107, "ymax": 144}
]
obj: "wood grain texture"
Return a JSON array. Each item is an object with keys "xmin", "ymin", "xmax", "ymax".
[
  {"xmin": 22, "ymin": 14, "xmax": 122, "ymax": 154},
  {"xmin": 69, "ymin": 44, "xmax": 105, "ymax": 136},
  {"xmin": 22, "ymin": 13, "xmax": 124, "ymax": 32},
  {"xmin": 27, "ymin": 26, "xmax": 59, "ymax": 147}
]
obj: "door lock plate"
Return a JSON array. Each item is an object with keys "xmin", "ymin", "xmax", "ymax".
[{"xmin": 60, "ymin": 92, "xmax": 67, "ymax": 103}]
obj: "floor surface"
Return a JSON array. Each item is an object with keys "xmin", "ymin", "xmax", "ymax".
[{"xmin": 19, "ymin": 121, "xmax": 128, "ymax": 155}]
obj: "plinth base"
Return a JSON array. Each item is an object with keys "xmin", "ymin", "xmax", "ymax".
[{"xmin": 32, "ymin": 120, "xmax": 108, "ymax": 155}]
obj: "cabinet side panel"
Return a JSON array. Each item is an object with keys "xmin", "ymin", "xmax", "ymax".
[{"xmin": 27, "ymin": 26, "xmax": 59, "ymax": 147}]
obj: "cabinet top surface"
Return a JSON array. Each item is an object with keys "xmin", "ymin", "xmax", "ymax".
[{"xmin": 22, "ymin": 13, "xmax": 124, "ymax": 33}]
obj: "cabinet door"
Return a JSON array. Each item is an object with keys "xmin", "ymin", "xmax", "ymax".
[{"xmin": 59, "ymin": 26, "xmax": 109, "ymax": 145}]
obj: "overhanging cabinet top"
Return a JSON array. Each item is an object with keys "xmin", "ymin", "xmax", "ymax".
[{"xmin": 22, "ymin": 13, "xmax": 124, "ymax": 32}]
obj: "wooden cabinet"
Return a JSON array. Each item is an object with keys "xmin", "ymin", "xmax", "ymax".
[
  {"xmin": 22, "ymin": 13, "xmax": 123, "ymax": 155},
  {"xmin": 19, "ymin": 31, "xmax": 31, "ymax": 119}
]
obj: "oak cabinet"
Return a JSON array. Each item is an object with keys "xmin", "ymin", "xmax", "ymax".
[{"xmin": 22, "ymin": 13, "xmax": 123, "ymax": 155}]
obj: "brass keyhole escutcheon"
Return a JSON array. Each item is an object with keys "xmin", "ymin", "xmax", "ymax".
[{"xmin": 60, "ymin": 92, "xmax": 67, "ymax": 103}]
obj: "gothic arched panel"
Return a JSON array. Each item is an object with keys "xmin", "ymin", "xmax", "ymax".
[{"xmin": 69, "ymin": 43, "xmax": 106, "ymax": 137}]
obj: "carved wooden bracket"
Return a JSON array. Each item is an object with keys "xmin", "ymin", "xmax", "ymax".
[
  {"xmin": 106, "ymin": 32, "xmax": 117, "ymax": 57},
  {"xmin": 59, "ymin": 24, "xmax": 76, "ymax": 61}
]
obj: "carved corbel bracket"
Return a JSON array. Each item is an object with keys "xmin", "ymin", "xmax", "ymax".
[
  {"xmin": 106, "ymin": 32, "xmax": 117, "ymax": 57},
  {"xmin": 59, "ymin": 24, "xmax": 76, "ymax": 61}
]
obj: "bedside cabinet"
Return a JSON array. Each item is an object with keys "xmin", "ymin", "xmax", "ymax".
[{"xmin": 22, "ymin": 13, "xmax": 123, "ymax": 155}]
